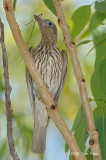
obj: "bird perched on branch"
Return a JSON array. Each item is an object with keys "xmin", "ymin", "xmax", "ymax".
[{"xmin": 26, "ymin": 15, "xmax": 68, "ymax": 154}]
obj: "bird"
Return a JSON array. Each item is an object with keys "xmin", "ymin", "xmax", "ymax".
[{"xmin": 26, "ymin": 15, "xmax": 68, "ymax": 154}]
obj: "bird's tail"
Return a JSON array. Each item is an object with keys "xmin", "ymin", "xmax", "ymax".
[{"xmin": 31, "ymin": 101, "xmax": 49, "ymax": 154}]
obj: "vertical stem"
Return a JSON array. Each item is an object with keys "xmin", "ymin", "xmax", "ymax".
[{"xmin": 0, "ymin": 18, "xmax": 20, "ymax": 160}]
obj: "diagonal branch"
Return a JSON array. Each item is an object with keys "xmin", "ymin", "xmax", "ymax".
[
  {"xmin": 52, "ymin": 0, "xmax": 102, "ymax": 160},
  {"xmin": 0, "ymin": 18, "xmax": 20, "ymax": 160},
  {"xmin": 3, "ymin": 0, "xmax": 86, "ymax": 160}
]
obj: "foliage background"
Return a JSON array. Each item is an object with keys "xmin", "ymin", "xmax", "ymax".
[{"xmin": 0, "ymin": 0, "xmax": 106, "ymax": 160}]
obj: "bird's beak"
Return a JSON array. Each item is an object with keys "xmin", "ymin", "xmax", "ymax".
[
  {"xmin": 34, "ymin": 15, "xmax": 46, "ymax": 32},
  {"xmin": 34, "ymin": 15, "xmax": 44, "ymax": 24}
]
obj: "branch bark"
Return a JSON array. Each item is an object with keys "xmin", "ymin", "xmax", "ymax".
[
  {"xmin": 0, "ymin": 18, "xmax": 20, "ymax": 160},
  {"xmin": 52, "ymin": 0, "xmax": 102, "ymax": 160},
  {"xmin": 3, "ymin": 0, "xmax": 87, "ymax": 160}
]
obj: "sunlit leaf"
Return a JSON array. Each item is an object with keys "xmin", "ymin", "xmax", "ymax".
[
  {"xmin": 70, "ymin": 5, "xmax": 91, "ymax": 40},
  {"xmin": 43, "ymin": 0, "xmax": 57, "ymax": 16},
  {"xmin": 95, "ymin": 1, "xmax": 106, "ymax": 13},
  {"xmin": 77, "ymin": 40, "xmax": 92, "ymax": 47}
]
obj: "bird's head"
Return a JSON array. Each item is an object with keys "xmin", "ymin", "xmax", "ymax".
[{"xmin": 34, "ymin": 15, "xmax": 57, "ymax": 44}]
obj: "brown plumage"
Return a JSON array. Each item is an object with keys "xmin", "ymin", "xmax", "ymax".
[{"xmin": 26, "ymin": 15, "xmax": 68, "ymax": 154}]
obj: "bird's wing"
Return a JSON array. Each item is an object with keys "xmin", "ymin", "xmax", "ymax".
[
  {"xmin": 26, "ymin": 47, "xmax": 36, "ymax": 113},
  {"xmin": 54, "ymin": 49, "xmax": 68, "ymax": 105}
]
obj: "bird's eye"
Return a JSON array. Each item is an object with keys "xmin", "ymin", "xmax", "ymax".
[
  {"xmin": 47, "ymin": 21, "xmax": 53, "ymax": 26},
  {"xmin": 48, "ymin": 22, "xmax": 52, "ymax": 25}
]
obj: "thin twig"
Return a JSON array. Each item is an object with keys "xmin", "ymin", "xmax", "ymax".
[
  {"xmin": 0, "ymin": 18, "xmax": 20, "ymax": 160},
  {"xmin": 26, "ymin": 21, "xmax": 35, "ymax": 45},
  {"xmin": 3, "ymin": 0, "xmax": 86, "ymax": 160},
  {"xmin": 52, "ymin": 0, "xmax": 102, "ymax": 160}
]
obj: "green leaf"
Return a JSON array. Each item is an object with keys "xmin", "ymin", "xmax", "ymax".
[
  {"xmin": 91, "ymin": 32, "xmax": 106, "ymax": 159},
  {"xmin": 91, "ymin": 33, "xmax": 106, "ymax": 103},
  {"xmin": 40, "ymin": 154, "xmax": 44, "ymax": 160},
  {"xmin": 70, "ymin": 5, "xmax": 91, "ymax": 40},
  {"xmin": 77, "ymin": 40, "xmax": 92, "ymax": 47},
  {"xmin": 14, "ymin": 114, "xmax": 33, "ymax": 152},
  {"xmin": 72, "ymin": 106, "xmax": 88, "ymax": 151},
  {"xmin": 71, "ymin": 106, "xmax": 84, "ymax": 132},
  {"xmin": 86, "ymin": 107, "xmax": 106, "ymax": 160},
  {"xmin": 0, "ymin": 71, "xmax": 5, "ymax": 93},
  {"xmin": 13, "ymin": 0, "xmax": 17, "ymax": 10},
  {"xmin": 94, "ymin": 107, "xmax": 104, "ymax": 124},
  {"xmin": 95, "ymin": 1, "xmax": 106, "ymax": 13},
  {"xmin": 89, "ymin": 98, "xmax": 93, "ymax": 102},
  {"xmin": 43, "ymin": 0, "xmax": 57, "ymax": 16},
  {"xmin": 99, "ymin": 59, "xmax": 106, "ymax": 94},
  {"xmin": 69, "ymin": 154, "xmax": 73, "ymax": 160},
  {"xmin": 18, "ymin": 122, "xmax": 33, "ymax": 152},
  {"xmin": 93, "ymin": 108, "xmax": 106, "ymax": 160},
  {"xmin": 65, "ymin": 143, "xmax": 69, "ymax": 153},
  {"xmin": 74, "ymin": 114, "xmax": 88, "ymax": 151},
  {"xmin": 67, "ymin": 106, "xmax": 89, "ymax": 158},
  {"xmin": 0, "ymin": 141, "xmax": 7, "ymax": 158},
  {"xmin": 82, "ymin": 11, "xmax": 105, "ymax": 38},
  {"xmin": 85, "ymin": 37, "xmax": 105, "ymax": 57},
  {"xmin": 86, "ymin": 148, "xmax": 93, "ymax": 160}
]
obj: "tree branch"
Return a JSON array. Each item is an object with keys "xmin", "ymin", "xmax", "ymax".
[
  {"xmin": 52, "ymin": 0, "xmax": 102, "ymax": 160},
  {"xmin": 0, "ymin": 18, "xmax": 20, "ymax": 160},
  {"xmin": 3, "ymin": 0, "xmax": 87, "ymax": 159}
]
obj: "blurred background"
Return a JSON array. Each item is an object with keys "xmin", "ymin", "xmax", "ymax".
[{"xmin": 0, "ymin": 0, "xmax": 103, "ymax": 160}]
